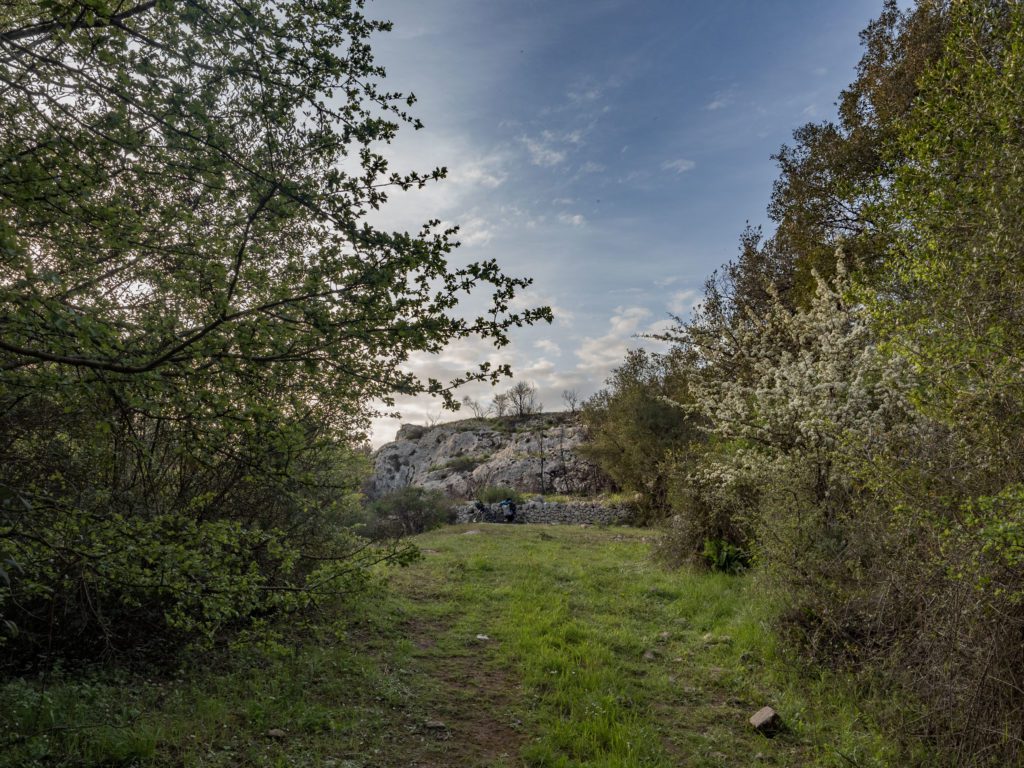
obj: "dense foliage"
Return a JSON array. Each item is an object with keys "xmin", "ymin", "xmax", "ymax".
[
  {"xmin": 0, "ymin": 1, "xmax": 547, "ymax": 664},
  {"xmin": 583, "ymin": 1, "xmax": 1024, "ymax": 763},
  {"xmin": 357, "ymin": 487, "xmax": 455, "ymax": 541},
  {"xmin": 579, "ymin": 349, "xmax": 700, "ymax": 521}
]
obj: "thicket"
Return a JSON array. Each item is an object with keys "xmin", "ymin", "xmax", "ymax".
[
  {"xmin": 578, "ymin": 349, "xmax": 702, "ymax": 523},
  {"xmin": 584, "ymin": 1, "xmax": 1024, "ymax": 763},
  {"xmin": 357, "ymin": 487, "xmax": 455, "ymax": 541},
  {"xmin": 0, "ymin": 1, "xmax": 547, "ymax": 667},
  {"xmin": 475, "ymin": 485, "xmax": 523, "ymax": 505}
]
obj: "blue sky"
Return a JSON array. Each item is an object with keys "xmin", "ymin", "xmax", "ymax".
[{"xmin": 366, "ymin": 0, "xmax": 889, "ymax": 445}]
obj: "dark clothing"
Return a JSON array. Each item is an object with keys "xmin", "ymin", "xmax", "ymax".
[{"xmin": 500, "ymin": 499, "xmax": 517, "ymax": 523}]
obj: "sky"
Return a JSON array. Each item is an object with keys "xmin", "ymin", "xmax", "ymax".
[{"xmin": 364, "ymin": 0, "xmax": 890, "ymax": 446}]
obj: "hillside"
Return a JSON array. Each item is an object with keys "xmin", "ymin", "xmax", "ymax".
[{"xmin": 367, "ymin": 413, "xmax": 610, "ymax": 499}]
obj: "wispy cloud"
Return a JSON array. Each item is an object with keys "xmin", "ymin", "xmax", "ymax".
[
  {"xmin": 535, "ymin": 339, "xmax": 562, "ymax": 356},
  {"xmin": 704, "ymin": 83, "xmax": 739, "ymax": 111},
  {"xmin": 557, "ymin": 212, "xmax": 586, "ymax": 227},
  {"xmin": 668, "ymin": 288, "xmax": 701, "ymax": 317},
  {"xmin": 553, "ymin": 129, "xmax": 585, "ymax": 146},
  {"xmin": 451, "ymin": 154, "xmax": 508, "ymax": 189},
  {"xmin": 662, "ymin": 158, "xmax": 696, "ymax": 174},
  {"xmin": 455, "ymin": 216, "xmax": 495, "ymax": 247},
  {"xmin": 568, "ymin": 85, "xmax": 603, "ymax": 105},
  {"xmin": 575, "ymin": 306, "xmax": 652, "ymax": 376},
  {"xmin": 521, "ymin": 135, "xmax": 567, "ymax": 167}
]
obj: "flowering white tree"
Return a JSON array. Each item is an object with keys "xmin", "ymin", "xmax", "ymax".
[{"xmin": 670, "ymin": 262, "xmax": 927, "ymax": 646}]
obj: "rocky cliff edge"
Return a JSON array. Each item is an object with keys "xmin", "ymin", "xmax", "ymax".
[{"xmin": 367, "ymin": 413, "xmax": 611, "ymax": 500}]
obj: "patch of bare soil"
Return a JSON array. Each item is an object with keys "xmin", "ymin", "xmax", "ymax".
[{"xmin": 373, "ymin": 619, "xmax": 527, "ymax": 768}]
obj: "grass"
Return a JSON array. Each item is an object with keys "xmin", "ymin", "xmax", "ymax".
[{"xmin": 0, "ymin": 524, "xmax": 926, "ymax": 767}]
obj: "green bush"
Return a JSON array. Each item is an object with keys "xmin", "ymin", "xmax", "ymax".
[
  {"xmin": 475, "ymin": 486, "xmax": 523, "ymax": 505},
  {"xmin": 579, "ymin": 349, "xmax": 702, "ymax": 521},
  {"xmin": 446, "ymin": 455, "xmax": 487, "ymax": 472},
  {"xmin": 361, "ymin": 487, "xmax": 455, "ymax": 540}
]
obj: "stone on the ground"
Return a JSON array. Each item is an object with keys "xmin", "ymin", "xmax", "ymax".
[
  {"xmin": 424, "ymin": 720, "xmax": 447, "ymax": 730},
  {"xmin": 701, "ymin": 633, "xmax": 732, "ymax": 646},
  {"xmin": 749, "ymin": 706, "xmax": 782, "ymax": 736},
  {"xmin": 475, "ymin": 634, "xmax": 490, "ymax": 641},
  {"xmin": 265, "ymin": 728, "xmax": 287, "ymax": 739}
]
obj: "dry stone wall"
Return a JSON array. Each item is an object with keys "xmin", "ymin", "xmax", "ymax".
[{"xmin": 455, "ymin": 499, "xmax": 631, "ymax": 526}]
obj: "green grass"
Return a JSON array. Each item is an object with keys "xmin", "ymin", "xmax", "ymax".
[{"xmin": 0, "ymin": 524, "xmax": 925, "ymax": 767}]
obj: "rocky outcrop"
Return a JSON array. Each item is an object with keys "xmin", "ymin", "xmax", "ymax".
[{"xmin": 367, "ymin": 414, "xmax": 611, "ymax": 499}]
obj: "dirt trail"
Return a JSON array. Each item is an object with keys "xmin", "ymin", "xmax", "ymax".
[{"xmin": 378, "ymin": 622, "xmax": 524, "ymax": 768}]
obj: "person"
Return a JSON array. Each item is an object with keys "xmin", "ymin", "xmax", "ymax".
[
  {"xmin": 500, "ymin": 498, "xmax": 517, "ymax": 523},
  {"xmin": 472, "ymin": 499, "xmax": 486, "ymax": 523}
]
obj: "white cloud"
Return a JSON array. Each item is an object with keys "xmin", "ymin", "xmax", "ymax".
[
  {"xmin": 535, "ymin": 339, "xmax": 562, "ymax": 356},
  {"xmin": 519, "ymin": 357, "xmax": 557, "ymax": 378},
  {"xmin": 455, "ymin": 216, "xmax": 495, "ymax": 247},
  {"xmin": 662, "ymin": 158, "xmax": 696, "ymax": 174},
  {"xmin": 668, "ymin": 288, "xmax": 700, "ymax": 316},
  {"xmin": 451, "ymin": 155, "xmax": 508, "ymax": 189},
  {"xmin": 557, "ymin": 212, "xmax": 586, "ymax": 227},
  {"xmin": 510, "ymin": 289, "xmax": 575, "ymax": 325},
  {"xmin": 579, "ymin": 160, "xmax": 606, "ymax": 174},
  {"xmin": 704, "ymin": 86, "xmax": 736, "ymax": 111},
  {"xmin": 575, "ymin": 306, "xmax": 651, "ymax": 376},
  {"xmin": 644, "ymin": 318, "xmax": 677, "ymax": 338},
  {"xmin": 545, "ymin": 128, "xmax": 585, "ymax": 146},
  {"xmin": 568, "ymin": 85, "xmax": 603, "ymax": 104},
  {"xmin": 521, "ymin": 135, "xmax": 567, "ymax": 167}
]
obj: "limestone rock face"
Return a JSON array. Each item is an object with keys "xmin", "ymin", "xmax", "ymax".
[{"xmin": 367, "ymin": 414, "xmax": 610, "ymax": 499}]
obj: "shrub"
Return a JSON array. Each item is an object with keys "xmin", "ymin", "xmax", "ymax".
[
  {"xmin": 475, "ymin": 486, "xmax": 523, "ymax": 505},
  {"xmin": 446, "ymin": 455, "xmax": 487, "ymax": 473},
  {"xmin": 361, "ymin": 487, "xmax": 455, "ymax": 540},
  {"xmin": 579, "ymin": 349, "xmax": 702, "ymax": 521}
]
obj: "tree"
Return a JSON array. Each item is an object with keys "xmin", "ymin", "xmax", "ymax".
[
  {"xmin": 579, "ymin": 349, "xmax": 699, "ymax": 519},
  {"xmin": 492, "ymin": 392, "xmax": 510, "ymax": 418},
  {"xmin": 0, "ymin": 0, "xmax": 546, "ymax": 411},
  {"xmin": 0, "ymin": 0, "xmax": 548, "ymax": 660},
  {"xmin": 362, "ymin": 487, "xmax": 454, "ymax": 540},
  {"xmin": 758, "ymin": 0, "xmax": 949, "ymax": 307},
  {"xmin": 863, "ymin": 4, "xmax": 1024, "ymax": 756},
  {"xmin": 506, "ymin": 381, "xmax": 541, "ymax": 418},
  {"xmin": 461, "ymin": 395, "xmax": 491, "ymax": 419},
  {"xmin": 561, "ymin": 389, "xmax": 580, "ymax": 414}
]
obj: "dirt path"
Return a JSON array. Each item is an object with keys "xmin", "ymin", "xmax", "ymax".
[{"xmin": 366, "ymin": 547, "xmax": 529, "ymax": 768}]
